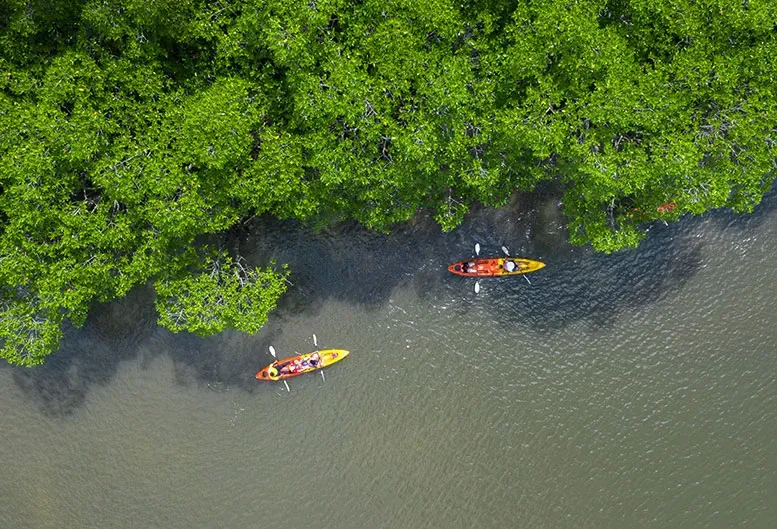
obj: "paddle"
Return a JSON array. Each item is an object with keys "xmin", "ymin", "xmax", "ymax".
[
  {"xmin": 313, "ymin": 334, "xmax": 325, "ymax": 382},
  {"xmin": 268, "ymin": 345, "xmax": 291, "ymax": 392},
  {"xmin": 473, "ymin": 243, "xmax": 482, "ymax": 293}
]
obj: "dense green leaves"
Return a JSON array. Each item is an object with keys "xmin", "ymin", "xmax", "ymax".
[
  {"xmin": 155, "ymin": 254, "xmax": 289, "ymax": 336},
  {"xmin": 1, "ymin": 0, "xmax": 776, "ymax": 364}
]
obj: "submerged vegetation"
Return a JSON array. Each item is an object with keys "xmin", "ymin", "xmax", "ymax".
[{"xmin": 1, "ymin": 0, "xmax": 775, "ymax": 365}]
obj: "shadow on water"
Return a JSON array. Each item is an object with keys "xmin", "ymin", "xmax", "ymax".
[
  {"xmin": 493, "ymin": 222, "xmax": 705, "ymax": 332},
  {"xmin": 9, "ymin": 287, "xmax": 158, "ymax": 416},
  {"xmin": 7, "ymin": 287, "xmax": 288, "ymax": 417},
  {"xmin": 9, "ymin": 185, "xmax": 776, "ymax": 416},
  {"xmin": 241, "ymin": 182, "xmax": 582, "ymax": 319},
  {"xmin": 455, "ymin": 187, "xmax": 777, "ymax": 331}
]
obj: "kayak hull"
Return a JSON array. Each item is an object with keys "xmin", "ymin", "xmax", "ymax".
[
  {"xmin": 256, "ymin": 349, "xmax": 349, "ymax": 381},
  {"xmin": 447, "ymin": 257, "xmax": 545, "ymax": 277}
]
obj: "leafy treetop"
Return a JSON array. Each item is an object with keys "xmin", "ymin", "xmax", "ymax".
[{"xmin": 1, "ymin": 0, "xmax": 775, "ymax": 365}]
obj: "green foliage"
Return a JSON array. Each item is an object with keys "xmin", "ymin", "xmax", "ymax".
[
  {"xmin": 155, "ymin": 254, "xmax": 289, "ymax": 336},
  {"xmin": 0, "ymin": 294, "xmax": 64, "ymax": 367},
  {"xmin": 2, "ymin": 0, "xmax": 776, "ymax": 364}
]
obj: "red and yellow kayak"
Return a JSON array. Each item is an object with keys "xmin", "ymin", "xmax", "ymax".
[
  {"xmin": 448, "ymin": 257, "xmax": 545, "ymax": 277},
  {"xmin": 255, "ymin": 349, "xmax": 349, "ymax": 381}
]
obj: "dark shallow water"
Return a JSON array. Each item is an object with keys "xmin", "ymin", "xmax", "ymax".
[{"xmin": 2, "ymin": 189, "xmax": 776, "ymax": 529}]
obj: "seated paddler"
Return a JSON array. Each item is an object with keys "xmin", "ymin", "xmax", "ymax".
[{"xmin": 309, "ymin": 352, "xmax": 321, "ymax": 368}]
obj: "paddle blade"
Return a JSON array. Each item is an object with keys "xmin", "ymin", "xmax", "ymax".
[
  {"xmin": 474, "ymin": 281, "xmax": 480, "ymax": 294},
  {"xmin": 475, "ymin": 243, "xmax": 480, "ymax": 255},
  {"xmin": 283, "ymin": 380, "xmax": 291, "ymax": 392},
  {"xmin": 523, "ymin": 275, "xmax": 532, "ymax": 285},
  {"xmin": 269, "ymin": 346, "xmax": 276, "ymax": 358},
  {"xmin": 502, "ymin": 245, "xmax": 510, "ymax": 256},
  {"xmin": 321, "ymin": 370, "xmax": 325, "ymax": 382},
  {"xmin": 313, "ymin": 334, "xmax": 318, "ymax": 347}
]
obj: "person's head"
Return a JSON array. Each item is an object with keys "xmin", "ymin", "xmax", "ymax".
[{"xmin": 268, "ymin": 366, "xmax": 278, "ymax": 378}]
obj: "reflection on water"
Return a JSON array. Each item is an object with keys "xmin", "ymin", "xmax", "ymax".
[{"xmin": 2, "ymin": 187, "xmax": 777, "ymax": 529}]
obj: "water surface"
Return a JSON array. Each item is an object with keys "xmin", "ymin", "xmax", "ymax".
[{"xmin": 2, "ymin": 190, "xmax": 776, "ymax": 528}]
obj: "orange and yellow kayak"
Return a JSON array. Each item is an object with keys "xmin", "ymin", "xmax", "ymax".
[
  {"xmin": 448, "ymin": 257, "xmax": 545, "ymax": 277},
  {"xmin": 256, "ymin": 349, "xmax": 349, "ymax": 381}
]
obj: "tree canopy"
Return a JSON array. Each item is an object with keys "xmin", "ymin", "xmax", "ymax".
[{"xmin": 1, "ymin": 0, "xmax": 775, "ymax": 365}]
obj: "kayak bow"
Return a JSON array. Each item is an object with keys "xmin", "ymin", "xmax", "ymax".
[
  {"xmin": 447, "ymin": 257, "xmax": 545, "ymax": 277},
  {"xmin": 256, "ymin": 349, "xmax": 350, "ymax": 381}
]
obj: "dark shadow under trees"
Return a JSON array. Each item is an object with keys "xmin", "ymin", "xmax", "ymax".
[{"xmin": 7, "ymin": 186, "xmax": 777, "ymax": 416}]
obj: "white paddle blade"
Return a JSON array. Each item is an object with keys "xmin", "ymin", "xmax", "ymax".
[
  {"xmin": 523, "ymin": 275, "xmax": 532, "ymax": 285},
  {"xmin": 313, "ymin": 334, "xmax": 318, "ymax": 347},
  {"xmin": 269, "ymin": 346, "xmax": 276, "ymax": 358},
  {"xmin": 283, "ymin": 380, "xmax": 291, "ymax": 392},
  {"xmin": 474, "ymin": 281, "xmax": 480, "ymax": 294},
  {"xmin": 321, "ymin": 370, "xmax": 325, "ymax": 382},
  {"xmin": 475, "ymin": 243, "xmax": 480, "ymax": 255},
  {"xmin": 501, "ymin": 245, "xmax": 510, "ymax": 256}
]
